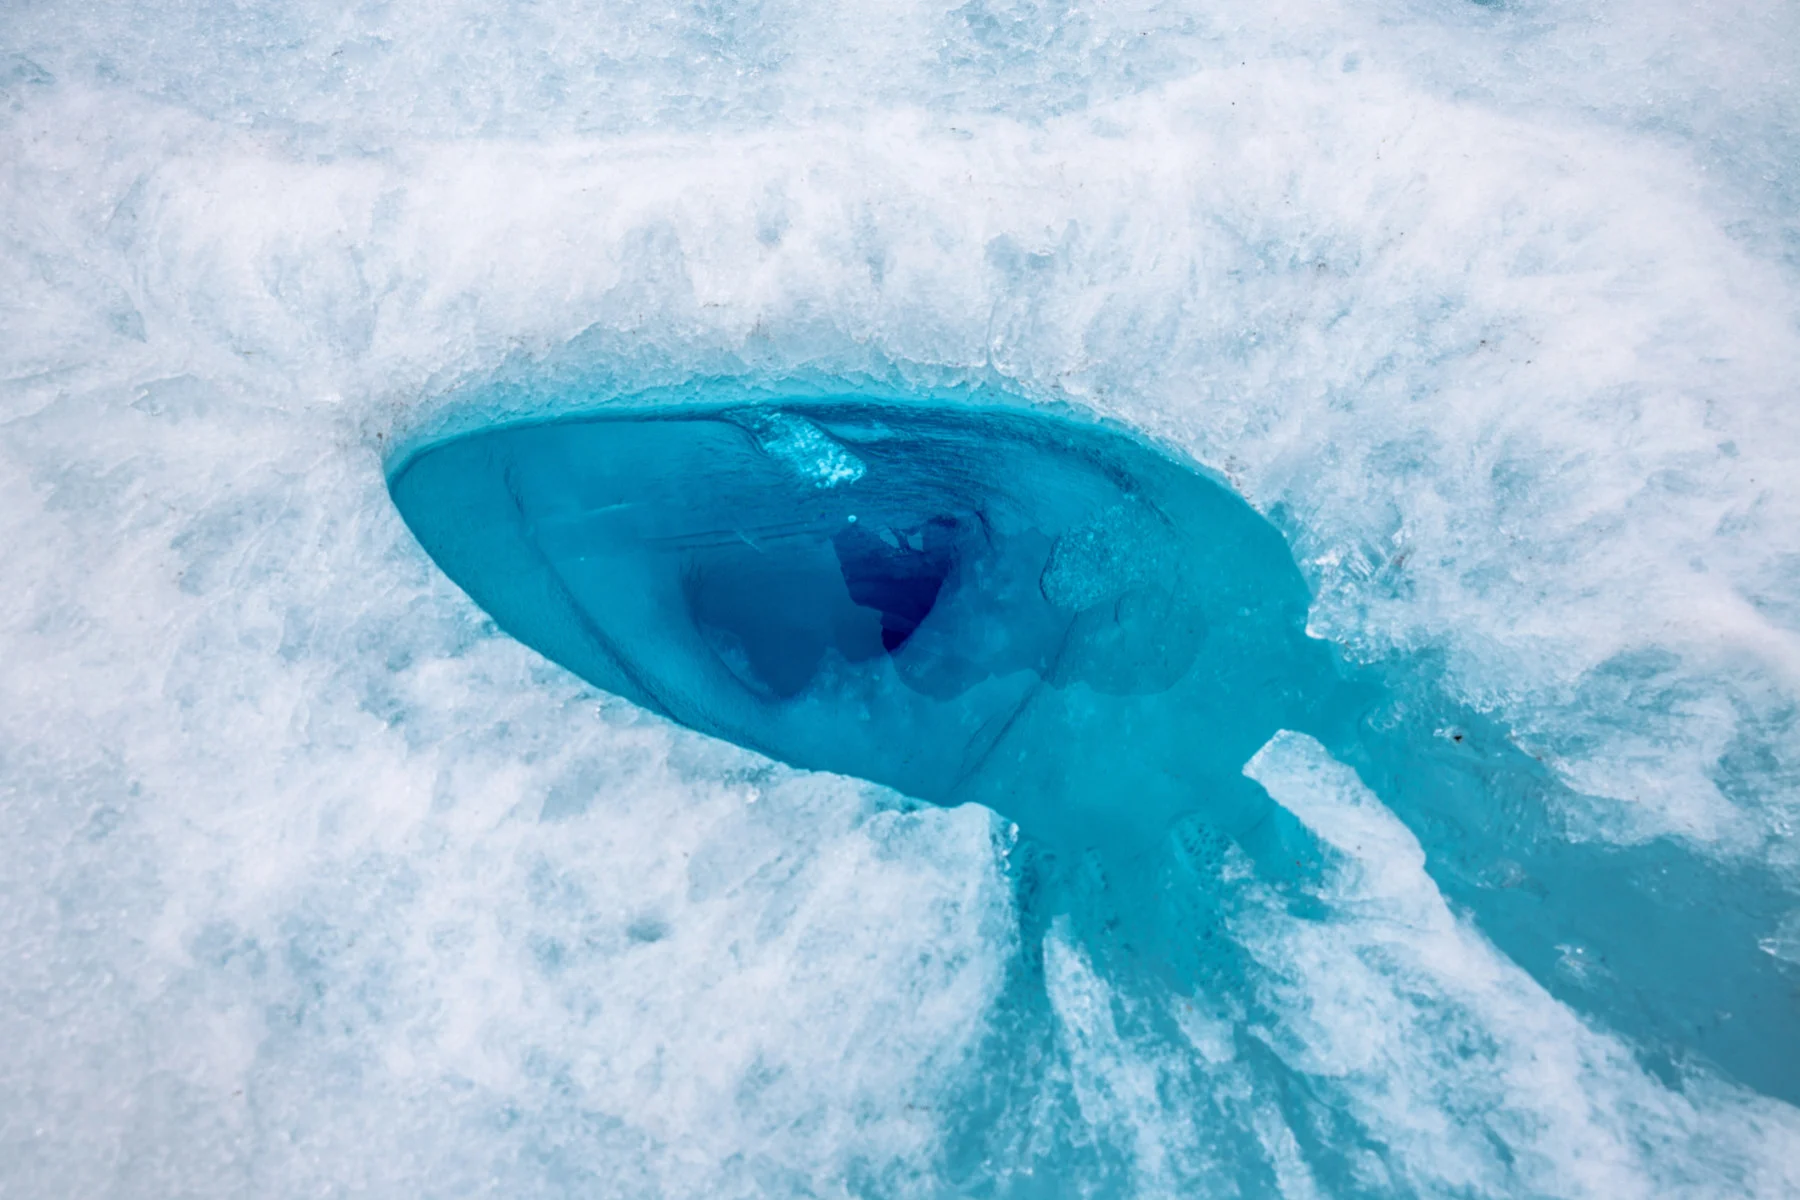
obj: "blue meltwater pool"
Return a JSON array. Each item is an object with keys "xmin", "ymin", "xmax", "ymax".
[{"xmin": 389, "ymin": 384, "xmax": 1799, "ymax": 1112}]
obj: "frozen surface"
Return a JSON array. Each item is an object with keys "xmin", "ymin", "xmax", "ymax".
[{"xmin": 3, "ymin": 0, "xmax": 1800, "ymax": 1195}]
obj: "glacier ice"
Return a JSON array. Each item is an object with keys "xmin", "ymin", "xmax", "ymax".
[{"xmin": 4, "ymin": 0, "xmax": 1800, "ymax": 1195}]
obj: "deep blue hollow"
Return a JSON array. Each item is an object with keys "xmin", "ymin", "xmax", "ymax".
[{"xmin": 389, "ymin": 386, "xmax": 1798, "ymax": 1114}]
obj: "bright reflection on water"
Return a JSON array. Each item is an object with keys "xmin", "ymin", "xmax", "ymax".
[{"xmin": 390, "ymin": 391, "xmax": 1798, "ymax": 1110}]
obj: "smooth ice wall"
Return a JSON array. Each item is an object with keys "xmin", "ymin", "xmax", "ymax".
[{"xmin": 3, "ymin": 0, "xmax": 1800, "ymax": 1195}]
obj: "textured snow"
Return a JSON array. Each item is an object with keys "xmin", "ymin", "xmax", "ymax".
[{"xmin": 3, "ymin": 0, "xmax": 1799, "ymax": 1194}]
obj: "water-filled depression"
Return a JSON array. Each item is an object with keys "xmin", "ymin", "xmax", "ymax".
[{"xmin": 389, "ymin": 388, "xmax": 1799, "ymax": 1109}]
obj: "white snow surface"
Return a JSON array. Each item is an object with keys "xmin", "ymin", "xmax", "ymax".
[{"xmin": 2, "ymin": 0, "xmax": 1799, "ymax": 1194}]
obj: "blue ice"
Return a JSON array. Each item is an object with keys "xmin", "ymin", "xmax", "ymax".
[{"xmin": 391, "ymin": 380, "xmax": 1800, "ymax": 1119}]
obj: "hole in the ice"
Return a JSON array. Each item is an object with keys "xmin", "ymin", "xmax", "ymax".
[
  {"xmin": 679, "ymin": 510, "xmax": 967, "ymax": 699},
  {"xmin": 835, "ymin": 514, "xmax": 959, "ymax": 653},
  {"xmin": 388, "ymin": 395, "xmax": 1279, "ymax": 828}
]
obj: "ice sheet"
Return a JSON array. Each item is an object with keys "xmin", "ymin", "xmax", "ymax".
[{"xmin": 3, "ymin": 0, "xmax": 1799, "ymax": 1194}]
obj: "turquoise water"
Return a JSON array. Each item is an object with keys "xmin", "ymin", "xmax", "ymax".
[{"xmin": 389, "ymin": 387, "xmax": 1799, "ymax": 1162}]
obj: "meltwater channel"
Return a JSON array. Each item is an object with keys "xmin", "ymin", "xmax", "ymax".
[{"xmin": 389, "ymin": 380, "xmax": 1800, "ymax": 1146}]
